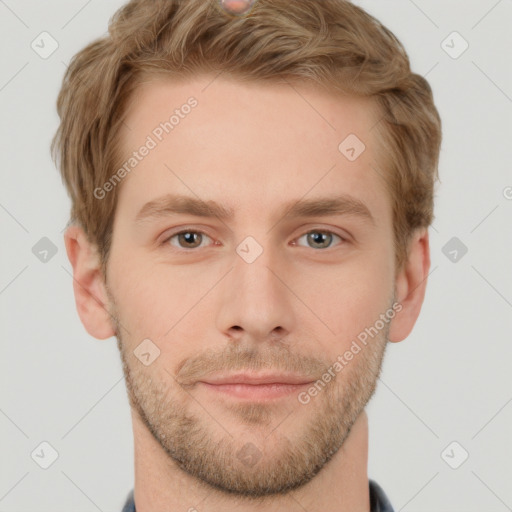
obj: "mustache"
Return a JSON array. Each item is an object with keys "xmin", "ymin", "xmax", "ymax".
[{"xmin": 175, "ymin": 344, "xmax": 328, "ymax": 387}]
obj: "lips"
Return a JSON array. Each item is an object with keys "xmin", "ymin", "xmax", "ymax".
[
  {"xmin": 197, "ymin": 372, "xmax": 315, "ymax": 401},
  {"xmin": 199, "ymin": 372, "xmax": 315, "ymax": 386}
]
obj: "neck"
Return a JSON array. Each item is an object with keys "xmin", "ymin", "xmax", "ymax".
[{"xmin": 131, "ymin": 409, "xmax": 370, "ymax": 512}]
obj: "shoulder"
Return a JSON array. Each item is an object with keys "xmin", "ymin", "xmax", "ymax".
[
  {"xmin": 121, "ymin": 489, "xmax": 135, "ymax": 512},
  {"xmin": 369, "ymin": 479, "xmax": 395, "ymax": 512}
]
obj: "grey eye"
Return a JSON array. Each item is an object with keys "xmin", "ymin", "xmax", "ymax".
[{"xmin": 296, "ymin": 231, "xmax": 342, "ymax": 249}]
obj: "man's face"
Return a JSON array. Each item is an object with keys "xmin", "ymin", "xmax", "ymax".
[{"xmin": 105, "ymin": 75, "xmax": 396, "ymax": 496}]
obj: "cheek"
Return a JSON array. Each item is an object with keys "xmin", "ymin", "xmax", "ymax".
[
  {"xmin": 109, "ymin": 258, "xmax": 183, "ymax": 343},
  {"xmin": 111, "ymin": 257, "xmax": 222, "ymax": 350},
  {"xmin": 300, "ymin": 256, "xmax": 393, "ymax": 349}
]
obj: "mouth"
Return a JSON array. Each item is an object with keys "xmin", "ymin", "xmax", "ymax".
[{"xmin": 197, "ymin": 372, "xmax": 315, "ymax": 401}]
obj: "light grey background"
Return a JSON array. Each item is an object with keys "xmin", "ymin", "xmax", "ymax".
[{"xmin": 1, "ymin": 0, "xmax": 511, "ymax": 510}]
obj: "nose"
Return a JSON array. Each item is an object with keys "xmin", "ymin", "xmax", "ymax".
[{"xmin": 215, "ymin": 241, "xmax": 296, "ymax": 344}]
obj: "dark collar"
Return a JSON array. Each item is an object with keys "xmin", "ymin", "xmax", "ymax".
[{"xmin": 121, "ymin": 478, "xmax": 395, "ymax": 511}]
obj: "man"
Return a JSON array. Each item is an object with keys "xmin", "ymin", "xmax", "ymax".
[{"xmin": 52, "ymin": 0, "xmax": 442, "ymax": 510}]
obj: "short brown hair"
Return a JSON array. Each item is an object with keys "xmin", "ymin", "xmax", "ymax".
[{"xmin": 51, "ymin": 0, "xmax": 442, "ymax": 276}]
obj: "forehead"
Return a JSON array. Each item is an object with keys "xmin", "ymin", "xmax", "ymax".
[{"xmin": 116, "ymin": 74, "xmax": 390, "ymax": 226}]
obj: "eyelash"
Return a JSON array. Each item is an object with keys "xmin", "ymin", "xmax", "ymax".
[{"xmin": 160, "ymin": 228, "xmax": 348, "ymax": 251}]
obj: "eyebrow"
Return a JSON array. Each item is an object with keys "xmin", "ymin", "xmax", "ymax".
[{"xmin": 134, "ymin": 193, "xmax": 375, "ymax": 226}]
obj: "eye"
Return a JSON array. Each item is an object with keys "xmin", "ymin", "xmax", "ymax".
[
  {"xmin": 160, "ymin": 228, "xmax": 346, "ymax": 251},
  {"xmin": 294, "ymin": 230, "xmax": 345, "ymax": 250},
  {"xmin": 163, "ymin": 230, "xmax": 214, "ymax": 250}
]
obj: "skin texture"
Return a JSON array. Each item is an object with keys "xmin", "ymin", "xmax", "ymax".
[{"xmin": 64, "ymin": 74, "xmax": 431, "ymax": 512}]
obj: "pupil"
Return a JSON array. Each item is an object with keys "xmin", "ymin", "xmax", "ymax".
[
  {"xmin": 309, "ymin": 232, "xmax": 330, "ymax": 248},
  {"xmin": 181, "ymin": 232, "xmax": 200, "ymax": 247}
]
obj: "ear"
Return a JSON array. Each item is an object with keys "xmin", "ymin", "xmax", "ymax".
[
  {"xmin": 388, "ymin": 228, "xmax": 431, "ymax": 343},
  {"xmin": 64, "ymin": 224, "xmax": 116, "ymax": 340}
]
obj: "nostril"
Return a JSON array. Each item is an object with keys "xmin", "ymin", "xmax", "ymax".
[{"xmin": 270, "ymin": 327, "xmax": 286, "ymax": 340}]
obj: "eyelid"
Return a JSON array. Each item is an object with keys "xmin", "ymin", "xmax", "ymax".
[
  {"xmin": 160, "ymin": 227, "xmax": 215, "ymax": 248},
  {"xmin": 294, "ymin": 223, "xmax": 351, "ymax": 241},
  {"xmin": 293, "ymin": 229, "xmax": 347, "ymax": 249}
]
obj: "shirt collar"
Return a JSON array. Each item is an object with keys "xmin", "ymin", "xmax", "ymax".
[{"xmin": 121, "ymin": 479, "xmax": 395, "ymax": 511}]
